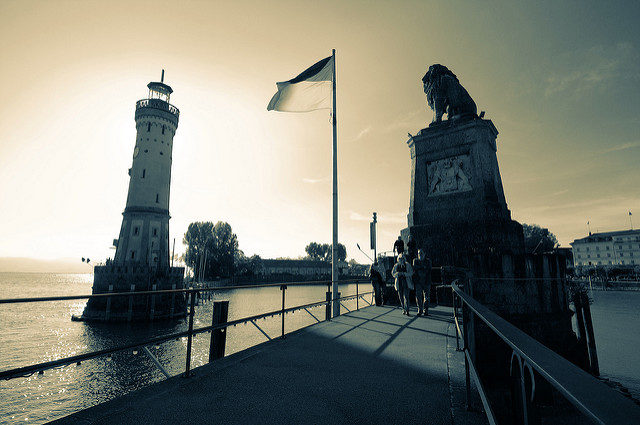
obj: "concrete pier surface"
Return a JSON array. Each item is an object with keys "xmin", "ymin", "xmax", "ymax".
[{"xmin": 52, "ymin": 305, "xmax": 486, "ymax": 425}]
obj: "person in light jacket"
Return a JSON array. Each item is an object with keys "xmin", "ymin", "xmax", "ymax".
[{"xmin": 392, "ymin": 253, "xmax": 413, "ymax": 316}]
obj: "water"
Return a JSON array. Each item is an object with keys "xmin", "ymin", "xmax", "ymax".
[
  {"xmin": 1, "ymin": 275, "xmax": 639, "ymax": 424},
  {"xmin": 0, "ymin": 273, "xmax": 364, "ymax": 424},
  {"xmin": 588, "ymin": 290, "xmax": 640, "ymax": 399}
]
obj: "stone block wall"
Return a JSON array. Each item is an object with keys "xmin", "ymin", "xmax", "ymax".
[{"xmin": 81, "ymin": 264, "xmax": 186, "ymax": 322}]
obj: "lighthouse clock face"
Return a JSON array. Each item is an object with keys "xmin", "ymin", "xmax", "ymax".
[{"xmin": 133, "ymin": 147, "xmax": 139, "ymax": 158}]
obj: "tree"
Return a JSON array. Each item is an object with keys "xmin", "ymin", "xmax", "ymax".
[
  {"xmin": 522, "ymin": 223, "xmax": 559, "ymax": 253},
  {"xmin": 304, "ymin": 242, "xmax": 347, "ymax": 262},
  {"xmin": 235, "ymin": 251, "xmax": 262, "ymax": 276},
  {"xmin": 183, "ymin": 221, "xmax": 239, "ymax": 280},
  {"xmin": 305, "ymin": 242, "xmax": 325, "ymax": 260}
]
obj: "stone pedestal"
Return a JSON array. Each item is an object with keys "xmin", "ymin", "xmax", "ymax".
[
  {"xmin": 401, "ymin": 118, "xmax": 524, "ymax": 266},
  {"xmin": 78, "ymin": 264, "xmax": 186, "ymax": 322}
]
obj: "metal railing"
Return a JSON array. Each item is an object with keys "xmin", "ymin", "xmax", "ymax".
[
  {"xmin": 0, "ymin": 279, "xmax": 372, "ymax": 381},
  {"xmin": 136, "ymin": 98, "xmax": 180, "ymax": 118},
  {"xmin": 451, "ymin": 280, "xmax": 640, "ymax": 424}
]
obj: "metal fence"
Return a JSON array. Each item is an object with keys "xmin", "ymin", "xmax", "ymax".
[
  {"xmin": 0, "ymin": 279, "xmax": 372, "ymax": 381},
  {"xmin": 451, "ymin": 280, "xmax": 640, "ymax": 424}
]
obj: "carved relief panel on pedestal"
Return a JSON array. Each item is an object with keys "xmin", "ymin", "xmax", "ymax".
[{"xmin": 426, "ymin": 154, "xmax": 472, "ymax": 196}]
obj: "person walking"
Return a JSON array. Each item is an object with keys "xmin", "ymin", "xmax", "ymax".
[
  {"xmin": 369, "ymin": 261, "xmax": 384, "ymax": 306},
  {"xmin": 406, "ymin": 235, "xmax": 417, "ymax": 263},
  {"xmin": 392, "ymin": 253, "xmax": 413, "ymax": 315},
  {"xmin": 412, "ymin": 249, "xmax": 432, "ymax": 316},
  {"xmin": 393, "ymin": 235, "xmax": 404, "ymax": 262}
]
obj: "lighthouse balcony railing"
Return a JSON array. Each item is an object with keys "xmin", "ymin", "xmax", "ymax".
[
  {"xmin": 136, "ymin": 98, "xmax": 180, "ymax": 118},
  {"xmin": 0, "ymin": 278, "xmax": 371, "ymax": 381}
]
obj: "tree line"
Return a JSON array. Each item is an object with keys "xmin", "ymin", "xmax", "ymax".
[{"xmin": 183, "ymin": 221, "xmax": 349, "ymax": 281}]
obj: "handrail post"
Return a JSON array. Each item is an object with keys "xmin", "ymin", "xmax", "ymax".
[
  {"xmin": 170, "ymin": 283, "xmax": 176, "ymax": 318},
  {"xmin": 127, "ymin": 284, "xmax": 135, "ymax": 322},
  {"xmin": 452, "ymin": 288, "xmax": 460, "ymax": 351},
  {"xmin": 280, "ymin": 284, "xmax": 287, "ymax": 339},
  {"xmin": 150, "ymin": 284, "xmax": 157, "ymax": 321},
  {"xmin": 184, "ymin": 290, "xmax": 196, "ymax": 377},
  {"xmin": 326, "ymin": 282, "xmax": 332, "ymax": 321},
  {"xmin": 461, "ymin": 296, "xmax": 472, "ymax": 410},
  {"xmin": 209, "ymin": 300, "xmax": 229, "ymax": 362},
  {"xmin": 105, "ymin": 284, "xmax": 113, "ymax": 321}
]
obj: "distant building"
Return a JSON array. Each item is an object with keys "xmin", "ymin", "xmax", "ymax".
[
  {"xmin": 259, "ymin": 259, "xmax": 348, "ymax": 277},
  {"xmin": 570, "ymin": 229, "xmax": 640, "ymax": 268}
]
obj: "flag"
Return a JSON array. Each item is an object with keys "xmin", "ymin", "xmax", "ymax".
[
  {"xmin": 267, "ymin": 55, "xmax": 334, "ymax": 112},
  {"xmin": 630, "ymin": 211, "xmax": 633, "ymax": 216}
]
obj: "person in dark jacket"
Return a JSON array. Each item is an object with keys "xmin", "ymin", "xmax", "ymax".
[
  {"xmin": 406, "ymin": 235, "xmax": 417, "ymax": 263},
  {"xmin": 412, "ymin": 249, "xmax": 432, "ymax": 316},
  {"xmin": 393, "ymin": 236, "xmax": 404, "ymax": 261},
  {"xmin": 369, "ymin": 262, "xmax": 384, "ymax": 306}
]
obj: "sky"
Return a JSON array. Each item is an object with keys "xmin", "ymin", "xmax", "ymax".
[{"xmin": 1, "ymin": 0, "xmax": 639, "ymax": 266}]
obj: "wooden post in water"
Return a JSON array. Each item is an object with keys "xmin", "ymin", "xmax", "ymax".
[
  {"xmin": 581, "ymin": 292, "xmax": 600, "ymax": 376},
  {"xmin": 573, "ymin": 292, "xmax": 590, "ymax": 370},
  {"xmin": 209, "ymin": 300, "xmax": 229, "ymax": 362}
]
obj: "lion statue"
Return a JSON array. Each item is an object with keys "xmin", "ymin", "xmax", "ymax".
[{"xmin": 422, "ymin": 64, "xmax": 477, "ymax": 125}]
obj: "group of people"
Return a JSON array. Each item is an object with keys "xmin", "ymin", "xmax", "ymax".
[{"xmin": 368, "ymin": 235, "xmax": 432, "ymax": 316}]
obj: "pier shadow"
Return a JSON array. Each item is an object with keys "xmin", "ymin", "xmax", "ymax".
[{"xmin": 53, "ymin": 305, "xmax": 484, "ymax": 425}]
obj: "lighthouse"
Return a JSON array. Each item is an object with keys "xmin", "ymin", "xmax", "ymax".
[
  {"xmin": 114, "ymin": 71, "xmax": 179, "ymax": 268},
  {"xmin": 79, "ymin": 72, "xmax": 186, "ymax": 322}
]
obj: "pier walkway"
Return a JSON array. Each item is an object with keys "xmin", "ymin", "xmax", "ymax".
[{"xmin": 53, "ymin": 305, "xmax": 486, "ymax": 425}]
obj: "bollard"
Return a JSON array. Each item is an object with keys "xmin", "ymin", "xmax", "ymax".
[
  {"xmin": 209, "ymin": 300, "xmax": 229, "ymax": 362},
  {"xmin": 280, "ymin": 285, "xmax": 287, "ymax": 339},
  {"xmin": 581, "ymin": 292, "xmax": 600, "ymax": 376},
  {"xmin": 356, "ymin": 281, "xmax": 359, "ymax": 310},
  {"xmin": 573, "ymin": 292, "xmax": 589, "ymax": 369},
  {"xmin": 325, "ymin": 284, "xmax": 332, "ymax": 321},
  {"xmin": 184, "ymin": 291, "xmax": 196, "ymax": 377}
]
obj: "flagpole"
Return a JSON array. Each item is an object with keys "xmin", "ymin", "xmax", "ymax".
[{"xmin": 331, "ymin": 49, "xmax": 339, "ymax": 317}]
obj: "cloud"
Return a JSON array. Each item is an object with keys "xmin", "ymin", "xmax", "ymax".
[
  {"xmin": 544, "ymin": 43, "xmax": 639, "ymax": 98},
  {"xmin": 383, "ymin": 108, "xmax": 426, "ymax": 133},
  {"xmin": 600, "ymin": 141, "xmax": 640, "ymax": 154},
  {"xmin": 353, "ymin": 126, "xmax": 372, "ymax": 141},
  {"xmin": 302, "ymin": 176, "xmax": 328, "ymax": 184},
  {"xmin": 552, "ymin": 189, "xmax": 569, "ymax": 196}
]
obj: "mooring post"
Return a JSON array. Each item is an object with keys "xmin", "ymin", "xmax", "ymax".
[
  {"xmin": 326, "ymin": 283, "xmax": 332, "ymax": 321},
  {"xmin": 573, "ymin": 292, "xmax": 589, "ymax": 369},
  {"xmin": 127, "ymin": 284, "xmax": 135, "ymax": 322},
  {"xmin": 105, "ymin": 284, "xmax": 113, "ymax": 321},
  {"xmin": 208, "ymin": 300, "xmax": 229, "ymax": 362},
  {"xmin": 280, "ymin": 285, "xmax": 287, "ymax": 338},
  {"xmin": 581, "ymin": 292, "xmax": 600, "ymax": 376},
  {"xmin": 184, "ymin": 291, "xmax": 196, "ymax": 377}
]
